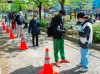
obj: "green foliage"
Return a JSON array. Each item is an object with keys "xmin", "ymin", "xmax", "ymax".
[
  {"xmin": 0, "ymin": 3, "xmax": 11, "ymax": 12},
  {"xmin": 93, "ymin": 26, "xmax": 100, "ymax": 43},
  {"xmin": 40, "ymin": 21, "xmax": 48, "ymax": 28},
  {"xmin": 65, "ymin": 0, "xmax": 92, "ymax": 10},
  {"xmin": 65, "ymin": 19, "xmax": 76, "ymax": 29}
]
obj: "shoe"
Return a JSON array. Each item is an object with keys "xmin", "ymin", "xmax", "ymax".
[
  {"xmin": 36, "ymin": 45, "xmax": 39, "ymax": 47},
  {"xmin": 79, "ymin": 67, "xmax": 88, "ymax": 72},
  {"xmin": 60, "ymin": 59, "xmax": 70, "ymax": 63},
  {"xmin": 77, "ymin": 64, "xmax": 83, "ymax": 67},
  {"xmin": 56, "ymin": 62, "xmax": 61, "ymax": 67}
]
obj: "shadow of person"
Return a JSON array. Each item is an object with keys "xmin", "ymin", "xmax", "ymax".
[
  {"xmin": 10, "ymin": 65, "xmax": 43, "ymax": 74},
  {"xmin": 59, "ymin": 65, "xmax": 88, "ymax": 74}
]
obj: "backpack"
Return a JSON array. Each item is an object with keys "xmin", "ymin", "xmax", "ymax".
[
  {"xmin": 47, "ymin": 21, "xmax": 53, "ymax": 37},
  {"xmin": 16, "ymin": 15, "xmax": 24, "ymax": 24}
]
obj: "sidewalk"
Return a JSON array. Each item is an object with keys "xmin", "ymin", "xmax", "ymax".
[{"xmin": 0, "ymin": 24, "xmax": 100, "ymax": 74}]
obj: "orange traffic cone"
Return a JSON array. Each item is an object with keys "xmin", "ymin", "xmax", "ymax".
[
  {"xmin": 2, "ymin": 24, "xmax": 6, "ymax": 30},
  {"xmin": 6, "ymin": 26, "xmax": 10, "ymax": 34},
  {"xmin": 19, "ymin": 33, "xmax": 28, "ymax": 50},
  {"xmin": 39, "ymin": 48, "xmax": 58, "ymax": 74},
  {"xmin": 9, "ymin": 30, "xmax": 15, "ymax": 39}
]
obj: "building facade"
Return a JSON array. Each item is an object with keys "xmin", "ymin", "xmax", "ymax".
[{"xmin": 93, "ymin": 0, "xmax": 100, "ymax": 9}]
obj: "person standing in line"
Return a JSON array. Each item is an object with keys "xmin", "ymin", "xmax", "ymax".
[
  {"xmin": 51, "ymin": 10, "xmax": 70, "ymax": 67},
  {"xmin": 8, "ymin": 12, "xmax": 12, "ymax": 26},
  {"xmin": 11, "ymin": 12, "xmax": 16, "ymax": 33},
  {"xmin": 16, "ymin": 11, "xmax": 24, "ymax": 37},
  {"xmin": 23, "ymin": 13, "xmax": 28, "ymax": 29},
  {"xmin": 71, "ymin": 12, "xmax": 93, "ymax": 72},
  {"xmin": 28, "ymin": 14, "xmax": 40, "ymax": 47}
]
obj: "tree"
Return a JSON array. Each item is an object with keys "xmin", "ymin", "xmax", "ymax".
[
  {"xmin": 64, "ymin": 0, "xmax": 93, "ymax": 20},
  {"xmin": 60, "ymin": 0, "xmax": 65, "ymax": 10},
  {"xmin": 29, "ymin": 0, "xmax": 58, "ymax": 20}
]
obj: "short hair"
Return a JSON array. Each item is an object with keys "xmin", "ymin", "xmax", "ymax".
[
  {"xmin": 77, "ymin": 12, "xmax": 88, "ymax": 19},
  {"xmin": 33, "ymin": 14, "xmax": 37, "ymax": 17},
  {"xmin": 59, "ymin": 10, "xmax": 66, "ymax": 15}
]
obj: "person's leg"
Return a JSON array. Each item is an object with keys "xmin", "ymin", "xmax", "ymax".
[
  {"xmin": 53, "ymin": 39, "xmax": 60, "ymax": 62},
  {"xmin": 59, "ymin": 39, "xmax": 70, "ymax": 63},
  {"xmin": 59, "ymin": 39, "xmax": 65, "ymax": 60},
  {"xmin": 32, "ymin": 35, "xmax": 35, "ymax": 47},
  {"xmin": 53, "ymin": 39, "xmax": 61, "ymax": 67},
  {"xmin": 20, "ymin": 25, "xmax": 23, "ymax": 36},
  {"xmin": 79, "ymin": 48, "xmax": 89, "ymax": 72},
  {"xmin": 17, "ymin": 25, "xmax": 20, "ymax": 37},
  {"xmin": 81, "ymin": 48, "xmax": 89, "ymax": 68},
  {"xmin": 36, "ymin": 35, "xmax": 39, "ymax": 46},
  {"xmin": 23, "ymin": 23, "xmax": 26, "ymax": 29}
]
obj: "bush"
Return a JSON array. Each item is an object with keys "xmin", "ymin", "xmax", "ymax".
[
  {"xmin": 93, "ymin": 27, "xmax": 100, "ymax": 43},
  {"xmin": 40, "ymin": 21, "xmax": 48, "ymax": 28}
]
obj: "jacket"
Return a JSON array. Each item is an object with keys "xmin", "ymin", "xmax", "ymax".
[
  {"xmin": 52, "ymin": 14, "xmax": 66, "ymax": 39},
  {"xmin": 16, "ymin": 15, "xmax": 24, "ymax": 25},
  {"xmin": 78, "ymin": 20, "xmax": 93, "ymax": 48},
  {"xmin": 28, "ymin": 19, "xmax": 40, "ymax": 36}
]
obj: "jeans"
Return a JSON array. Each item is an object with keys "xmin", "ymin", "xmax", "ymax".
[{"xmin": 80, "ymin": 48, "xmax": 89, "ymax": 68}]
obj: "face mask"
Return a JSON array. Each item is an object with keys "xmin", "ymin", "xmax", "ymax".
[
  {"xmin": 62, "ymin": 16, "xmax": 64, "ymax": 19},
  {"xmin": 78, "ymin": 19, "xmax": 83, "ymax": 23},
  {"xmin": 34, "ymin": 17, "xmax": 37, "ymax": 20}
]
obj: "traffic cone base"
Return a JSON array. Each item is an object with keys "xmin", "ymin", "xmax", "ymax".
[
  {"xmin": 39, "ymin": 64, "xmax": 58, "ymax": 74},
  {"xmin": 39, "ymin": 48, "xmax": 58, "ymax": 74},
  {"xmin": 2, "ymin": 25, "xmax": 6, "ymax": 30},
  {"xmin": 6, "ymin": 29, "xmax": 10, "ymax": 34},
  {"xmin": 19, "ymin": 42, "xmax": 28, "ymax": 50},
  {"xmin": 19, "ymin": 33, "xmax": 28, "ymax": 51},
  {"xmin": 10, "ymin": 33, "xmax": 15, "ymax": 39}
]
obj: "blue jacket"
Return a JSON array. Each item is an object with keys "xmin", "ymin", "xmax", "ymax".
[{"xmin": 28, "ymin": 19, "xmax": 40, "ymax": 35}]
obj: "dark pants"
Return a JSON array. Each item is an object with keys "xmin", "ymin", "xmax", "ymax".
[
  {"xmin": 32, "ymin": 35, "xmax": 38, "ymax": 47},
  {"xmin": 23, "ymin": 23, "xmax": 28, "ymax": 29}
]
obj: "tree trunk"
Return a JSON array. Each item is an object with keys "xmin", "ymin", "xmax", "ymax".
[
  {"xmin": 39, "ymin": 2, "xmax": 42, "ymax": 21},
  {"xmin": 19, "ymin": 5, "xmax": 22, "ymax": 11},
  {"xmin": 60, "ymin": 0, "xmax": 65, "ymax": 10}
]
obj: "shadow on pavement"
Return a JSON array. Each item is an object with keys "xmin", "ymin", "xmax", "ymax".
[
  {"xmin": 4, "ymin": 46, "xmax": 20, "ymax": 53},
  {"xmin": 10, "ymin": 65, "xmax": 43, "ymax": 74},
  {"xmin": 59, "ymin": 66, "xmax": 88, "ymax": 74}
]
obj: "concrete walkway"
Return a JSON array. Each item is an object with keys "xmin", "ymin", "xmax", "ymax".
[{"xmin": 0, "ymin": 24, "xmax": 100, "ymax": 74}]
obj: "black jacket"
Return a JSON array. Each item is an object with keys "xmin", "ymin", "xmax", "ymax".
[
  {"xmin": 16, "ymin": 15, "xmax": 24, "ymax": 25},
  {"xmin": 28, "ymin": 19, "xmax": 40, "ymax": 36},
  {"xmin": 52, "ymin": 14, "xmax": 66, "ymax": 39}
]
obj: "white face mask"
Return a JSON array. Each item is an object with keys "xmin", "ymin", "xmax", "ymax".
[
  {"xmin": 62, "ymin": 16, "xmax": 64, "ymax": 19},
  {"xmin": 78, "ymin": 19, "xmax": 83, "ymax": 23},
  {"xmin": 34, "ymin": 17, "xmax": 37, "ymax": 20}
]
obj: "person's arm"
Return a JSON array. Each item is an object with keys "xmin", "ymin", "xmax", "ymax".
[
  {"xmin": 79, "ymin": 26, "xmax": 90, "ymax": 37},
  {"xmin": 28, "ymin": 21, "xmax": 32, "ymax": 34},
  {"xmin": 57, "ymin": 25, "xmax": 66, "ymax": 33}
]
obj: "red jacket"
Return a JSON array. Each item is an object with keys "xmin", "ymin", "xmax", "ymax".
[{"xmin": 11, "ymin": 20, "xmax": 16, "ymax": 29}]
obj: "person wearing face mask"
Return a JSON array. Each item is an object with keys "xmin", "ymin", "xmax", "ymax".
[
  {"xmin": 16, "ymin": 11, "xmax": 24, "ymax": 37},
  {"xmin": 28, "ymin": 14, "xmax": 40, "ymax": 47},
  {"xmin": 72, "ymin": 12, "xmax": 93, "ymax": 72},
  {"xmin": 51, "ymin": 10, "xmax": 70, "ymax": 67}
]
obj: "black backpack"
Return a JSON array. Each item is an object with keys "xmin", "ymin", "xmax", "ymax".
[{"xmin": 47, "ymin": 17, "xmax": 55, "ymax": 37}]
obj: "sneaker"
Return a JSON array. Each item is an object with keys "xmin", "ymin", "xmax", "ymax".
[
  {"xmin": 79, "ymin": 67, "xmax": 88, "ymax": 72},
  {"xmin": 56, "ymin": 62, "xmax": 61, "ymax": 67},
  {"xmin": 60, "ymin": 60, "xmax": 70, "ymax": 63},
  {"xmin": 77, "ymin": 64, "xmax": 83, "ymax": 67}
]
